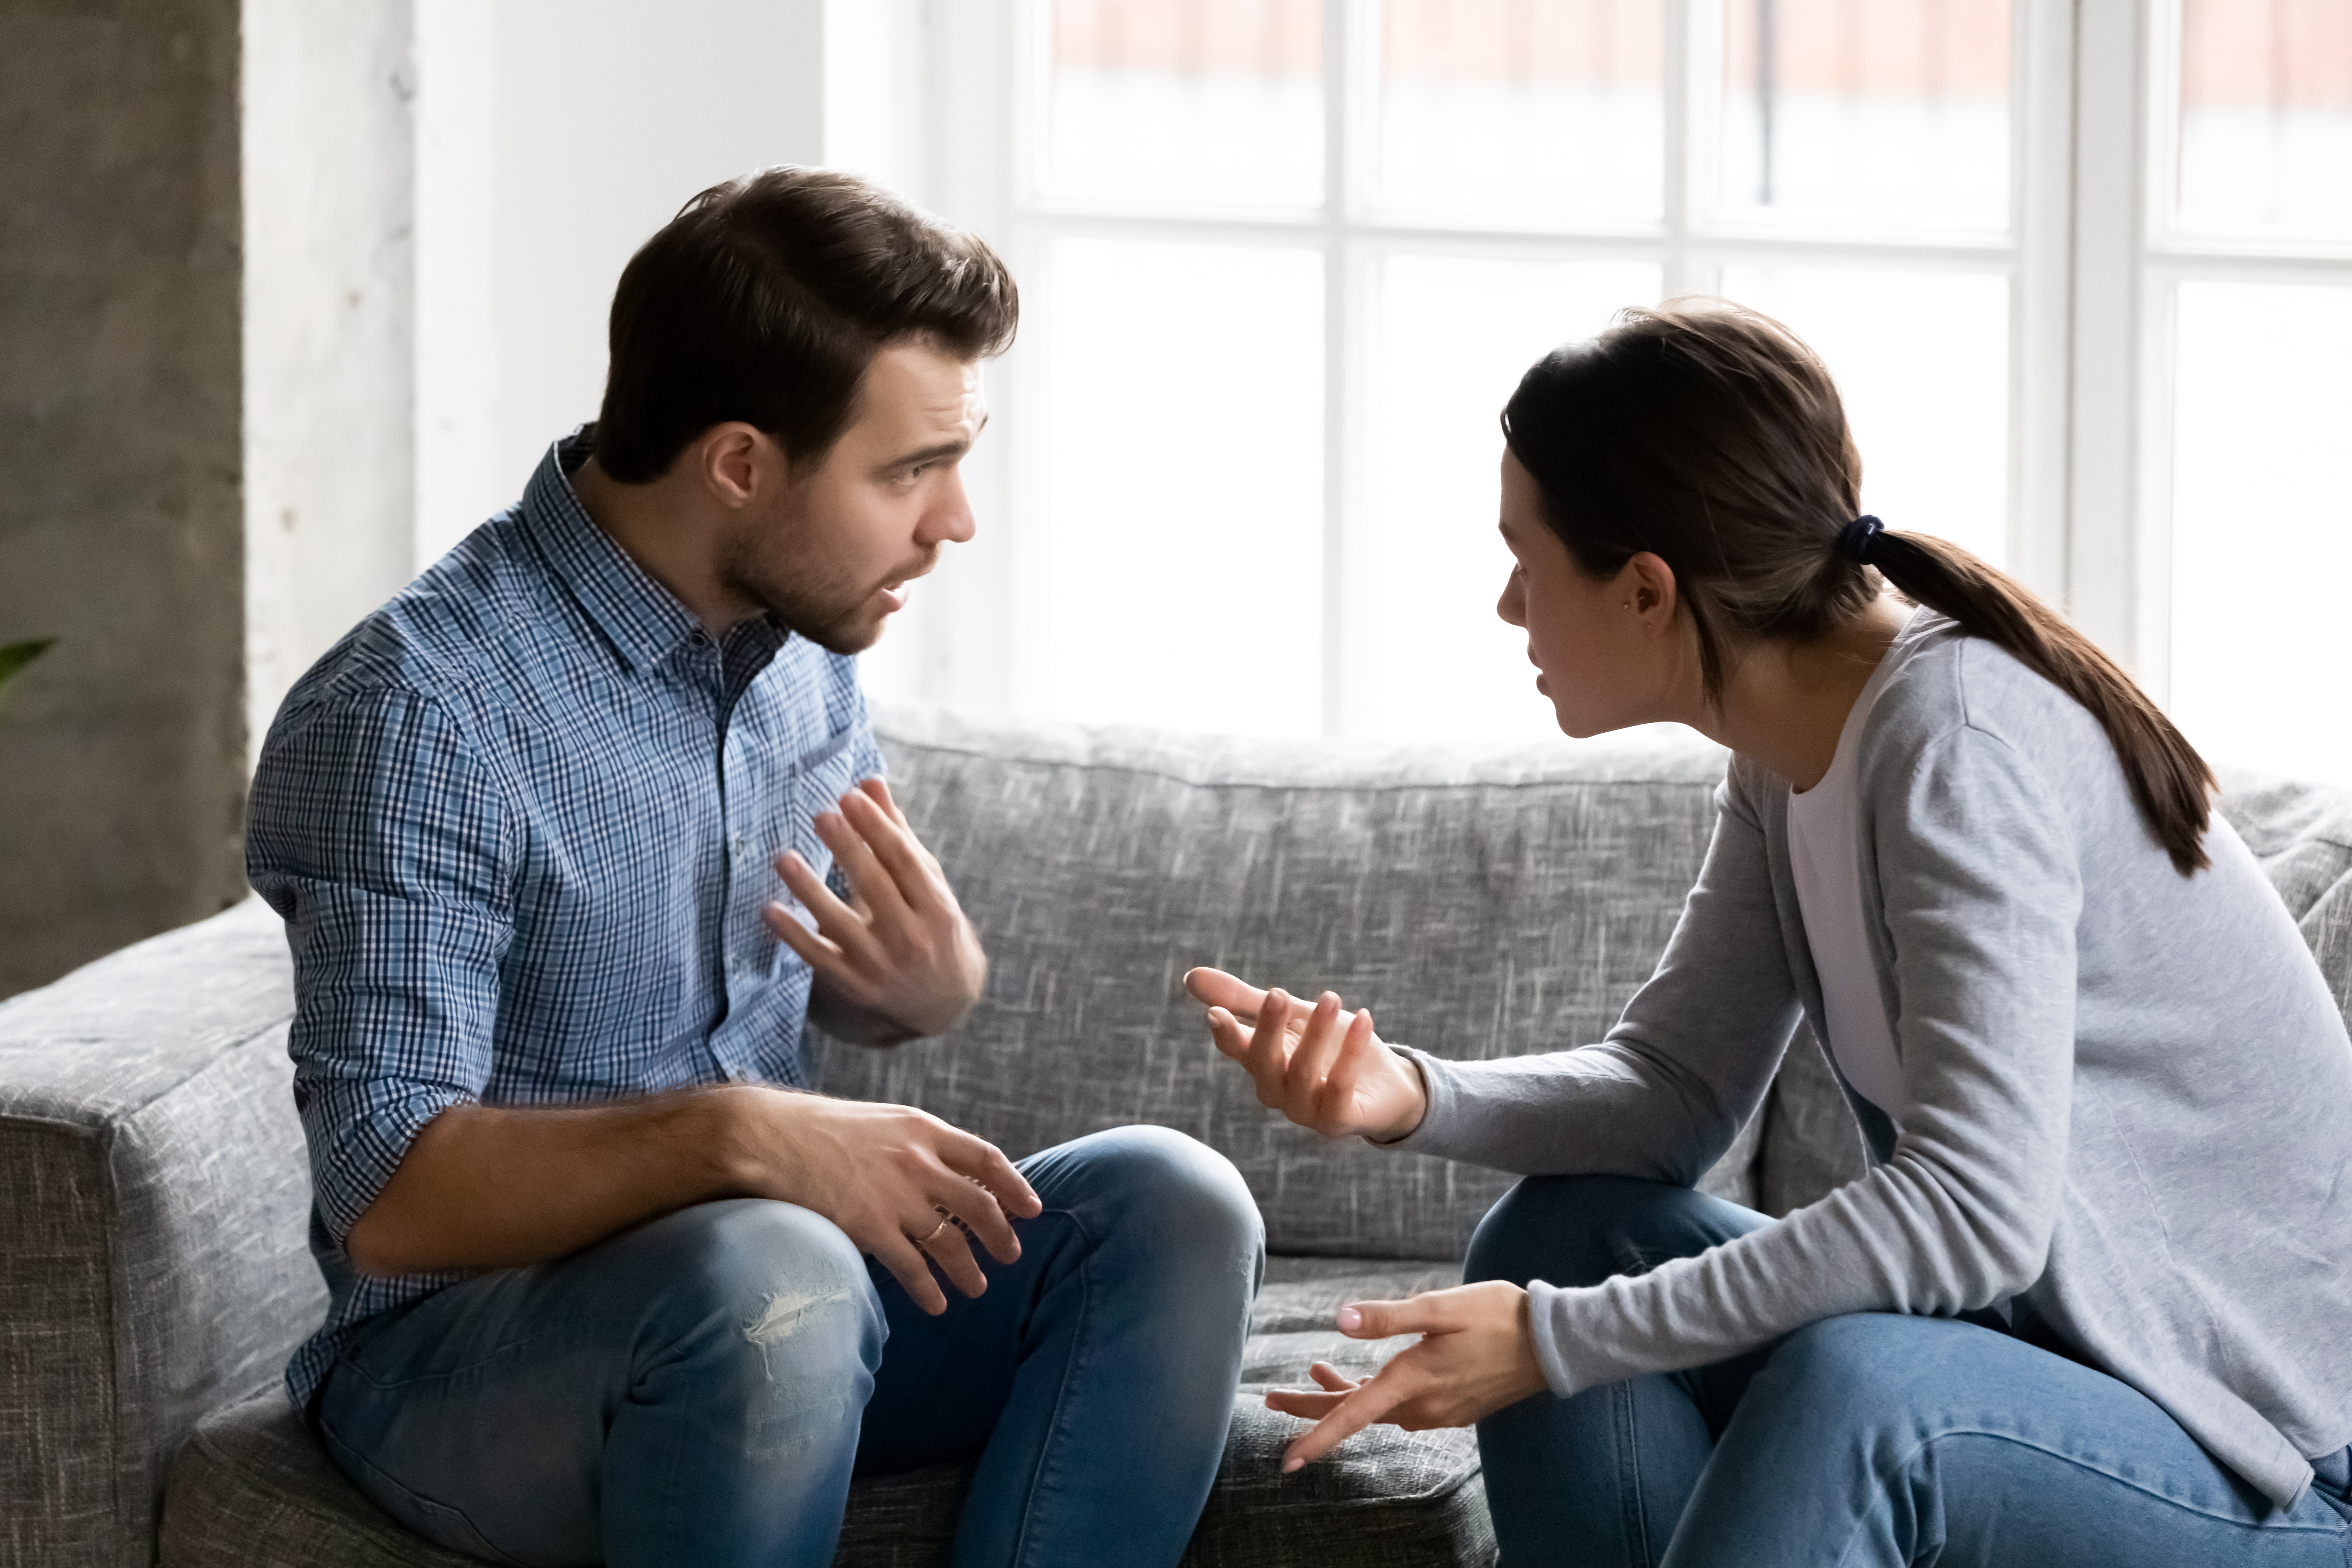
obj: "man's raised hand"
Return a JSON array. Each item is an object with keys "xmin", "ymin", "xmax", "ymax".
[
  {"xmin": 1183, "ymin": 968, "xmax": 1429, "ymax": 1143},
  {"xmin": 765, "ymin": 777, "xmax": 986, "ymax": 1041}
]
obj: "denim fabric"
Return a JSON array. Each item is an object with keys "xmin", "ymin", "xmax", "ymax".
[
  {"xmin": 1464, "ymin": 1175, "xmax": 2352, "ymax": 1568},
  {"xmin": 312, "ymin": 1126, "xmax": 1263, "ymax": 1568}
]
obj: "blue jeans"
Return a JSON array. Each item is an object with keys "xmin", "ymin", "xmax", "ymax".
[
  {"xmin": 314, "ymin": 1125, "xmax": 1263, "ymax": 1568},
  {"xmin": 1466, "ymin": 1175, "xmax": 2352, "ymax": 1568}
]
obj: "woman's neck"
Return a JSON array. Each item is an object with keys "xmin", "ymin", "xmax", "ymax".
[{"xmin": 1691, "ymin": 597, "xmax": 1912, "ymax": 792}]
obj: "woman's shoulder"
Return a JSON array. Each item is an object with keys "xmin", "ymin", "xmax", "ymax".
[{"xmin": 1864, "ymin": 611, "xmax": 2110, "ymax": 780}]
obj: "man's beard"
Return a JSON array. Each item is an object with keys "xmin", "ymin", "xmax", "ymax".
[{"xmin": 719, "ymin": 533, "xmax": 897, "ymax": 656}]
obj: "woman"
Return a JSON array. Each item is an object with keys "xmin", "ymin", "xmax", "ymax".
[{"xmin": 1185, "ymin": 301, "xmax": 2352, "ymax": 1566}]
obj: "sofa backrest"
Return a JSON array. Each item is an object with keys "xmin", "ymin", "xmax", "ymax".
[{"xmin": 817, "ymin": 710, "xmax": 1741, "ymax": 1260}]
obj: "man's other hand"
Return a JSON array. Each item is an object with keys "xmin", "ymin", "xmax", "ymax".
[
  {"xmin": 764, "ymin": 778, "xmax": 986, "ymax": 1041},
  {"xmin": 721, "ymin": 1087, "xmax": 1042, "ymax": 1315}
]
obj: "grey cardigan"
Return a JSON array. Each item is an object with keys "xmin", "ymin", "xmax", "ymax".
[{"xmin": 1393, "ymin": 614, "xmax": 2352, "ymax": 1509}]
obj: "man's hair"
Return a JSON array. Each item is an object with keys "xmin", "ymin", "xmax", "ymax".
[{"xmin": 593, "ymin": 166, "xmax": 1019, "ymax": 483}]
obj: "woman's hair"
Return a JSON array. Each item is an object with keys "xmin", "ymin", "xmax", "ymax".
[{"xmin": 1501, "ymin": 299, "xmax": 2215, "ymax": 875}]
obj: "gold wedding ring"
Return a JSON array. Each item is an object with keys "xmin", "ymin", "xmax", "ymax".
[{"xmin": 914, "ymin": 1216, "xmax": 950, "ymax": 1246}]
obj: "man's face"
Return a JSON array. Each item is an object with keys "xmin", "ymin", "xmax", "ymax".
[{"xmin": 721, "ymin": 340, "xmax": 987, "ymax": 654}]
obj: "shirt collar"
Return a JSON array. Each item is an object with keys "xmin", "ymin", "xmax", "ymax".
[{"xmin": 519, "ymin": 425, "xmax": 781, "ymax": 676}]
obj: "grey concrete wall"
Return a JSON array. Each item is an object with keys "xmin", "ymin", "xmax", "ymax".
[{"xmin": 0, "ymin": 0, "xmax": 251, "ymax": 999}]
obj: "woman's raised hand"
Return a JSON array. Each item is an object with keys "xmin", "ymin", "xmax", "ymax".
[{"xmin": 1182, "ymin": 968, "xmax": 1429, "ymax": 1143}]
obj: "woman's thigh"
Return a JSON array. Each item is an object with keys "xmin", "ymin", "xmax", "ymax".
[{"xmin": 1671, "ymin": 1313, "xmax": 2351, "ymax": 1568}]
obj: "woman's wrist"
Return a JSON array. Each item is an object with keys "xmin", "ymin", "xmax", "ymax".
[{"xmin": 1367, "ymin": 1051, "xmax": 1433, "ymax": 1144}]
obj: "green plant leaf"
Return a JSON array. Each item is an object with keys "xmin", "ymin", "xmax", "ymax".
[{"xmin": 0, "ymin": 638, "xmax": 57, "ymax": 710}]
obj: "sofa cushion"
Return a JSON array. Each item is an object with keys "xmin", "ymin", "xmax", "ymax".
[
  {"xmin": 820, "ymin": 709, "xmax": 1745, "ymax": 1260},
  {"xmin": 160, "ymin": 1259, "xmax": 1493, "ymax": 1568}
]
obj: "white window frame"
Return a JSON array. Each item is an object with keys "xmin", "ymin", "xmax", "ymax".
[{"xmin": 908, "ymin": 0, "xmax": 2328, "ymax": 732}]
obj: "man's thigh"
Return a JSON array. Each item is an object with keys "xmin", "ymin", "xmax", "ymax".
[{"xmin": 317, "ymin": 1198, "xmax": 884, "ymax": 1565}]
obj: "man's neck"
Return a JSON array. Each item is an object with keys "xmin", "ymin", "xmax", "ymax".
[{"xmin": 570, "ymin": 455, "xmax": 761, "ymax": 633}]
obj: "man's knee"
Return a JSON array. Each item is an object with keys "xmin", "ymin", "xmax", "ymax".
[
  {"xmin": 632, "ymin": 1198, "xmax": 886, "ymax": 1389},
  {"xmin": 1466, "ymin": 1174, "xmax": 1734, "ymax": 1288},
  {"xmin": 1043, "ymin": 1125, "xmax": 1263, "ymax": 1269}
]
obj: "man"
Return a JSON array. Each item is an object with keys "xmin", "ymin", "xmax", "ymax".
[{"xmin": 247, "ymin": 166, "xmax": 1261, "ymax": 1568}]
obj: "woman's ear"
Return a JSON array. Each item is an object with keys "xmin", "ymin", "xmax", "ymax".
[{"xmin": 1623, "ymin": 551, "xmax": 1680, "ymax": 632}]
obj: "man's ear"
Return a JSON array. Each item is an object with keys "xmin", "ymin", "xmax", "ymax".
[{"xmin": 694, "ymin": 422, "xmax": 785, "ymax": 511}]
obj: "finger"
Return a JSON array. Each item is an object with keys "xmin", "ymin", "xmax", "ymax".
[
  {"xmin": 839, "ymin": 788, "xmax": 948, "ymax": 912},
  {"xmin": 1205, "ymin": 1006, "xmax": 1255, "ymax": 1064},
  {"xmin": 1183, "ymin": 967, "xmax": 1268, "ymax": 1023},
  {"xmin": 872, "ymin": 1233, "xmax": 949, "ymax": 1316},
  {"xmin": 1286, "ymin": 992, "xmax": 1350, "ymax": 1108},
  {"xmin": 1283, "ymin": 1374, "xmax": 1417, "ymax": 1472},
  {"xmin": 926, "ymin": 1170, "xmax": 1020, "ymax": 1268},
  {"xmin": 811, "ymin": 809, "xmax": 915, "ymax": 923},
  {"xmin": 937, "ymin": 1128, "xmax": 1043, "ymax": 1224},
  {"xmin": 774, "ymin": 852, "xmax": 884, "ymax": 964},
  {"xmin": 1318, "ymin": 1006, "xmax": 1380, "ymax": 1123},
  {"xmin": 763, "ymin": 899, "xmax": 855, "ymax": 980},
  {"xmin": 1337, "ymin": 1294, "xmax": 1446, "ymax": 1340},
  {"xmin": 1264, "ymin": 1388, "xmax": 1349, "ymax": 1419},
  {"xmin": 1245, "ymin": 989, "xmax": 1297, "ymax": 1083},
  {"xmin": 858, "ymin": 775, "xmax": 913, "ymax": 832},
  {"xmin": 1307, "ymin": 1361, "xmax": 1359, "ymax": 1392},
  {"xmin": 915, "ymin": 1210, "xmax": 989, "ymax": 1300}
]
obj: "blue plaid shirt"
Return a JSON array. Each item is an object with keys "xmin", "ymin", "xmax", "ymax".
[{"xmin": 248, "ymin": 429, "xmax": 882, "ymax": 1410}]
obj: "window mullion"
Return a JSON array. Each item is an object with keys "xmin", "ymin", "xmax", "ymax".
[
  {"xmin": 2013, "ymin": 0, "xmax": 2078, "ymax": 607},
  {"xmin": 1321, "ymin": 0, "xmax": 1359, "ymax": 738},
  {"xmin": 2065, "ymin": 0, "xmax": 2152, "ymax": 678}
]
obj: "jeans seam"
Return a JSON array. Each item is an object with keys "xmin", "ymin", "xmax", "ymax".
[
  {"xmin": 1006, "ymin": 1205, "xmax": 1094, "ymax": 1568},
  {"xmin": 1616, "ymin": 1381, "xmax": 1652, "ymax": 1566},
  {"xmin": 1825, "ymin": 1427, "xmax": 2349, "ymax": 1568}
]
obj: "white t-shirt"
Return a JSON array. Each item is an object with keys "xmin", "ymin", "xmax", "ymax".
[{"xmin": 1784, "ymin": 610, "xmax": 1927, "ymax": 1127}]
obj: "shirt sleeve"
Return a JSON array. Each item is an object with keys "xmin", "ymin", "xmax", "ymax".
[
  {"xmin": 246, "ymin": 685, "xmax": 517, "ymax": 1246},
  {"xmin": 1520, "ymin": 724, "xmax": 2081, "ymax": 1398},
  {"xmin": 1383, "ymin": 753, "xmax": 1803, "ymax": 1187}
]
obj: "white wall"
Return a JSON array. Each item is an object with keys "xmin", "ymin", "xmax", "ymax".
[{"xmin": 244, "ymin": 0, "xmax": 420, "ymax": 757}]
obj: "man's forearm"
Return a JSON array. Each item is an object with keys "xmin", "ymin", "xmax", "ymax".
[{"xmin": 343, "ymin": 1089, "xmax": 753, "ymax": 1277}]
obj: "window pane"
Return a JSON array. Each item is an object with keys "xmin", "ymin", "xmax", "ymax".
[
  {"xmin": 1351, "ymin": 254, "xmax": 1662, "ymax": 741},
  {"xmin": 1717, "ymin": 0, "xmax": 2009, "ymax": 232},
  {"xmin": 1032, "ymin": 238, "xmax": 1324, "ymax": 735},
  {"xmin": 1374, "ymin": 0, "xmax": 1664, "ymax": 225},
  {"xmin": 1040, "ymin": 0, "xmax": 1323, "ymax": 209},
  {"xmin": 2169, "ymin": 281, "xmax": 2352, "ymax": 786},
  {"xmin": 1719, "ymin": 266, "xmax": 2008, "ymax": 563},
  {"xmin": 2173, "ymin": 0, "xmax": 2352, "ymax": 241}
]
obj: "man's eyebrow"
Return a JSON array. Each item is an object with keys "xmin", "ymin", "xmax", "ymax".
[{"xmin": 876, "ymin": 411, "xmax": 990, "ymax": 474}]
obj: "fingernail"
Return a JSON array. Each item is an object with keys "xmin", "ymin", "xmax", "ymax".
[
  {"xmin": 1282, "ymin": 1456, "xmax": 1304, "ymax": 1474},
  {"xmin": 1336, "ymin": 1305, "xmax": 1362, "ymax": 1332}
]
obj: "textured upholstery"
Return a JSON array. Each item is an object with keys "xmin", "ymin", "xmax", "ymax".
[
  {"xmin": 159, "ymin": 1260, "xmax": 1489, "ymax": 1568},
  {"xmin": 816, "ymin": 710, "xmax": 1757, "ymax": 1258},
  {"xmin": 4, "ymin": 708, "xmax": 2348, "ymax": 1568}
]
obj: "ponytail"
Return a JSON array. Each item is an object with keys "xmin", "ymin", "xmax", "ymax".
[
  {"xmin": 1503, "ymin": 299, "xmax": 2214, "ymax": 876},
  {"xmin": 1866, "ymin": 528, "xmax": 2213, "ymax": 875}
]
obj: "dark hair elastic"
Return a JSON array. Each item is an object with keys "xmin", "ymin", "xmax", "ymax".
[{"xmin": 1836, "ymin": 514, "xmax": 1885, "ymax": 565}]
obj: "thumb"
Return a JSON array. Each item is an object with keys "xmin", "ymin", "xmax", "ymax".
[{"xmin": 1334, "ymin": 1296, "xmax": 1427, "ymax": 1339}]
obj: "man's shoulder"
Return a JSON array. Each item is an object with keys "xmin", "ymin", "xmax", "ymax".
[{"xmin": 268, "ymin": 510, "xmax": 566, "ymax": 741}]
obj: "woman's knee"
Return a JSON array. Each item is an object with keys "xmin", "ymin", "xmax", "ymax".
[{"xmin": 1466, "ymin": 1174, "xmax": 1756, "ymax": 1288}]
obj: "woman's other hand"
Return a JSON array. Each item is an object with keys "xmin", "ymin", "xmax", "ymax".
[
  {"xmin": 1262, "ymin": 1282, "xmax": 1547, "ymax": 1471},
  {"xmin": 1183, "ymin": 968, "xmax": 1429, "ymax": 1142}
]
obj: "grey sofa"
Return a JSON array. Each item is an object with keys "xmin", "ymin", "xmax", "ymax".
[{"xmin": 6, "ymin": 708, "xmax": 2349, "ymax": 1568}]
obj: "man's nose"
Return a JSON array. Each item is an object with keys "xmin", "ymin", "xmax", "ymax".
[{"xmin": 921, "ymin": 468, "xmax": 977, "ymax": 547}]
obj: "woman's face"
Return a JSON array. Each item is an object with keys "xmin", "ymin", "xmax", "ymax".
[{"xmin": 1495, "ymin": 449, "xmax": 1680, "ymax": 738}]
